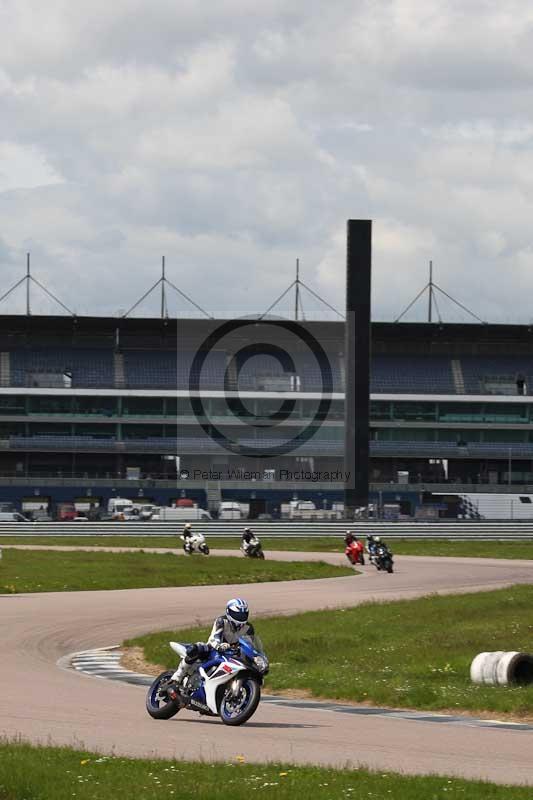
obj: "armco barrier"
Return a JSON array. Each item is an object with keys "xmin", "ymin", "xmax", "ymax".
[{"xmin": 3, "ymin": 520, "xmax": 533, "ymax": 539}]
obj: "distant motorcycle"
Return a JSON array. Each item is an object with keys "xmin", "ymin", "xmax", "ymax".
[
  {"xmin": 241, "ymin": 536, "xmax": 265, "ymax": 560},
  {"xmin": 146, "ymin": 635, "xmax": 269, "ymax": 726},
  {"xmin": 345, "ymin": 540, "xmax": 365, "ymax": 566},
  {"xmin": 181, "ymin": 532, "xmax": 210, "ymax": 556},
  {"xmin": 370, "ymin": 543, "xmax": 394, "ymax": 573}
]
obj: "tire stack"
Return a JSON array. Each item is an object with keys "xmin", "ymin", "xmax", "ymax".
[{"xmin": 470, "ymin": 651, "xmax": 533, "ymax": 685}]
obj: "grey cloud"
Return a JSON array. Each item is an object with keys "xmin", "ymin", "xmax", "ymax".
[{"xmin": 2, "ymin": 1, "xmax": 533, "ymax": 322}]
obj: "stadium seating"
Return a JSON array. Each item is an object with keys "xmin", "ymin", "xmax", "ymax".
[
  {"xmin": 10, "ymin": 348, "xmax": 114, "ymax": 389},
  {"xmin": 6, "ymin": 346, "xmax": 533, "ymax": 396},
  {"xmin": 460, "ymin": 356, "xmax": 533, "ymax": 395},
  {"xmin": 122, "ymin": 349, "xmax": 226, "ymax": 389},
  {"xmin": 370, "ymin": 356, "xmax": 455, "ymax": 394},
  {"xmin": 235, "ymin": 350, "xmax": 343, "ymax": 392}
]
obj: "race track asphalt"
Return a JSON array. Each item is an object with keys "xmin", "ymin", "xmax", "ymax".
[{"xmin": 2, "ymin": 550, "xmax": 533, "ymax": 785}]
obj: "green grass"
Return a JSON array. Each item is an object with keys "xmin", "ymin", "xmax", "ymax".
[
  {"xmin": 128, "ymin": 585, "xmax": 533, "ymax": 718},
  {"xmin": 3, "ymin": 535, "xmax": 533, "ymax": 560},
  {"xmin": 0, "ymin": 549, "xmax": 352, "ymax": 593},
  {"xmin": 0, "ymin": 741, "xmax": 529, "ymax": 800}
]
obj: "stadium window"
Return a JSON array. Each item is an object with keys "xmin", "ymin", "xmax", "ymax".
[
  {"xmin": 74, "ymin": 396, "xmax": 117, "ymax": 417},
  {"xmin": 0, "ymin": 422, "xmax": 24, "ymax": 436},
  {"xmin": 122, "ymin": 397, "xmax": 164, "ymax": 416},
  {"xmin": 165, "ymin": 397, "xmax": 177, "ymax": 416},
  {"xmin": 438, "ymin": 403, "xmax": 483, "ymax": 423},
  {"xmin": 391, "ymin": 402, "xmax": 436, "ymax": 422},
  {"xmin": 73, "ymin": 423, "xmax": 115, "ymax": 439},
  {"xmin": 390, "ymin": 428, "xmax": 435, "ymax": 442},
  {"xmin": 370, "ymin": 401, "xmax": 391, "ymax": 421},
  {"xmin": 0, "ymin": 395, "xmax": 25, "ymax": 415},
  {"xmin": 28, "ymin": 396, "xmax": 73, "ymax": 415},
  {"xmin": 28, "ymin": 422, "xmax": 71, "ymax": 436},
  {"xmin": 483, "ymin": 404, "xmax": 527, "ymax": 424},
  {"xmin": 206, "ymin": 398, "xmax": 224, "ymax": 418},
  {"xmin": 122, "ymin": 424, "xmax": 163, "ymax": 439}
]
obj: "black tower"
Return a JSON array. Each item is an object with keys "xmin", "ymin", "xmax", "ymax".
[{"xmin": 344, "ymin": 219, "xmax": 372, "ymax": 516}]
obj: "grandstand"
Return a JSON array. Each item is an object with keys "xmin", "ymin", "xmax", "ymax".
[{"xmin": 1, "ymin": 314, "xmax": 533, "ymax": 517}]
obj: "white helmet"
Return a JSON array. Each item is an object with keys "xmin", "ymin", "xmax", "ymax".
[
  {"xmin": 226, "ymin": 598, "xmax": 249, "ymax": 629},
  {"xmin": 185, "ymin": 523, "xmax": 192, "ymax": 529},
  {"xmin": 374, "ymin": 536, "xmax": 381, "ymax": 543}
]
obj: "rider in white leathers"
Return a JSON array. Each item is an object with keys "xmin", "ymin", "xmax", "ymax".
[{"xmin": 171, "ymin": 598, "xmax": 254, "ymax": 690}]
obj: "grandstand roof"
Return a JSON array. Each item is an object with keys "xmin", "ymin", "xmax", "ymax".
[{"xmin": 1, "ymin": 314, "xmax": 533, "ymax": 355}]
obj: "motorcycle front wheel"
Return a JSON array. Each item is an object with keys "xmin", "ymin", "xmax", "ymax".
[
  {"xmin": 201, "ymin": 545, "xmax": 210, "ymax": 555},
  {"xmin": 219, "ymin": 678, "xmax": 261, "ymax": 726},
  {"xmin": 146, "ymin": 670, "xmax": 182, "ymax": 720}
]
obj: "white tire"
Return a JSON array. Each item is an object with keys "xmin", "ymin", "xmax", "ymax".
[
  {"xmin": 470, "ymin": 652, "xmax": 489, "ymax": 684},
  {"xmin": 470, "ymin": 651, "xmax": 533, "ymax": 685},
  {"xmin": 496, "ymin": 651, "xmax": 533, "ymax": 685},
  {"xmin": 482, "ymin": 651, "xmax": 505, "ymax": 685}
]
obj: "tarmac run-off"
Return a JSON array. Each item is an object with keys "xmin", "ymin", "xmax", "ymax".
[{"xmin": 2, "ymin": 549, "xmax": 533, "ymax": 785}]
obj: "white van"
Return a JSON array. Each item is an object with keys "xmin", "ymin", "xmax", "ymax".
[
  {"xmin": 107, "ymin": 497, "xmax": 135, "ymax": 520},
  {"xmin": 0, "ymin": 512, "xmax": 29, "ymax": 522},
  {"xmin": 218, "ymin": 501, "xmax": 242, "ymax": 520}
]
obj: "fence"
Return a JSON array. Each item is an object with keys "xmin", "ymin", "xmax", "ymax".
[{"xmin": 2, "ymin": 520, "xmax": 533, "ymax": 539}]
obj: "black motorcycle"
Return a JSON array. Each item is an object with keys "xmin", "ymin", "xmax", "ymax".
[{"xmin": 371, "ymin": 544, "xmax": 394, "ymax": 573}]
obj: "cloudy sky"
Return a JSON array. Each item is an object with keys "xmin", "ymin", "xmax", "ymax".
[{"xmin": 2, "ymin": 0, "xmax": 533, "ymax": 322}]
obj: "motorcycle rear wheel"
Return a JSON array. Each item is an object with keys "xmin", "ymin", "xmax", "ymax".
[{"xmin": 146, "ymin": 670, "xmax": 182, "ymax": 720}]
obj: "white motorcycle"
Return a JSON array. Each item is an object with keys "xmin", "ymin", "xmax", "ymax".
[
  {"xmin": 240, "ymin": 536, "xmax": 265, "ymax": 559},
  {"xmin": 181, "ymin": 532, "xmax": 210, "ymax": 556},
  {"xmin": 145, "ymin": 635, "xmax": 269, "ymax": 726}
]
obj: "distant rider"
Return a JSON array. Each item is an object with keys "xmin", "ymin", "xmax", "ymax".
[
  {"xmin": 366, "ymin": 534, "xmax": 379, "ymax": 559},
  {"xmin": 182, "ymin": 522, "xmax": 193, "ymax": 540},
  {"xmin": 367, "ymin": 534, "xmax": 391, "ymax": 560},
  {"xmin": 171, "ymin": 598, "xmax": 254, "ymax": 690},
  {"xmin": 241, "ymin": 527, "xmax": 258, "ymax": 554},
  {"xmin": 344, "ymin": 531, "xmax": 365, "ymax": 565}
]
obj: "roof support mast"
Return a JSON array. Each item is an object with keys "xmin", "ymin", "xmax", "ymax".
[
  {"xmin": 0, "ymin": 253, "xmax": 75, "ymax": 316},
  {"xmin": 428, "ymin": 260, "xmax": 433, "ymax": 323},
  {"xmin": 161, "ymin": 256, "xmax": 166, "ymax": 319},
  {"xmin": 395, "ymin": 260, "xmax": 486, "ymax": 324},
  {"xmin": 26, "ymin": 253, "xmax": 31, "ymax": 316},
  {"xmin": 122, "ymin": 258, "xmax": 212, "ymax": 319},
  {"xmin": 294, "ymin": 258, "xmax": 300, "ymax": 321}
]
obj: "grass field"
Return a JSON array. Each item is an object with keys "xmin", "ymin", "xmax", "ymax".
[
  {"xmin": 2, "ymin": 535, "xmax": 533, "ymax": 559},
  {"xmin": 0, "ymin": 549, "xmax": 352, "ymax": 593},
  {"xmin": 127, "ymin": 585, "xmax": 533, "ymax": 718},
  {"xmin": 0, "ymin": 741, "xmax": 529, "ymax": 800}
]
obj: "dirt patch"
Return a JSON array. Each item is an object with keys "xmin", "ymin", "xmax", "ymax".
[{"xmin": 120, "ymin": 646, "xmax": 166, "ymax": 676}]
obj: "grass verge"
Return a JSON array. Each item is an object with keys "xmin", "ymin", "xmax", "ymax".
[
  {"xmin": 0, "ymin": 549, "xmax": 352, "ymax": 593},
  {"xmin": 2, "ymin": 535, "xmax": 533, "ymax": 559},
  {"xmin": 0, "ymin": 741, "xmax": 530, "ymax": 799},
  {"xmin": 127, "ymin": 585, "xmax": 533, "ymax": 718}
]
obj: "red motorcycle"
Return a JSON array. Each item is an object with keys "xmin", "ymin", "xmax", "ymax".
[{"xmin": 345, "ymin": 540, "xmax": 365, "ymax": 566}]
